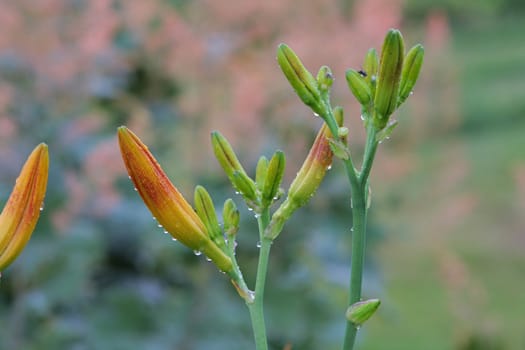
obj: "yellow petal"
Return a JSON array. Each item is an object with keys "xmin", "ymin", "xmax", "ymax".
[{"xmin": 0, "ymin": 143, "xmax": 49, "ymax": 271}]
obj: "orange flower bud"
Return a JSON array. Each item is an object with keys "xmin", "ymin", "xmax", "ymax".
[
  {"xmin": 117, "ymin": 127, "xmax": 233, "ymax": 273},
  {"xmin": 0, "ymin": 143, "xmax": 49, "ymax": 272}
]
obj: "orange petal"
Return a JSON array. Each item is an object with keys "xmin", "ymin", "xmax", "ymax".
[{"xmin": 0, "ymin": 143, "xmax": 49, "ymax": 271}]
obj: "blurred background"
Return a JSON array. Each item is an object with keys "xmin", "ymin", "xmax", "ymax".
[{"xmin": 0, "ymin": 0, "xmax": 524, "ymax": 349}]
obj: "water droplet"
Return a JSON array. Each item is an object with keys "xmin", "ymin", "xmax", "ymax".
[
  {"xmin": 165, "ymin": 230, "xmax": 170, "ymax": 235},
  {"xmin": 39, "ymin": 203, "xmax": 45, "ymax": 211},
  {"xmin": 133, "ymin": 187, "xmax": 138, "ymax": 191},
  {"xmin": 350, "ymin": 227, "xmax": 354, "ymax": 232},
  {"xmin": 360, "ymin": 114, "xmax": 365, "ymax": 121},
  {"xmin": 409, "ymin": 91, "xmax": 414, "ymax": 96},
  {"xmin": 206, "ymin": 257, "xmax": 212, "ymax": 262},
  {"xmin": 326, "ymin": 165, "xmax": 332, "ymax": 171},
  {"xmin": 171, "ymin": 237, "xmax": 177, "ymax": 241},
  {"xmin": 313, "ymin": 113, "xmax": 320, "ymax": 118},
  {"xmin": 157, "ymin": 224, "xmax": 163, "ymax": 228},
  {"xmin": 356, "ymin": 325, "xmax": 361, "ymax": 330},
  {"xmin": 234, "ymin": 191, "xmax": 240, "ymax": 195},
  {"xmin": 247, "ymin": 207, "xmax": 253, "ymax": 212},
  {"xmin": 256, "ymin": 241, "xmax": 261, "ymax": 248},
  {"xmin": 152, "ymin": 216, "xmax": 156, "ymax": 221},
  {"xmin": 193, "ymin": 250, "xmax": 202, "ymax": 256},
  {"xmin": 254, "ymin": 213, "xmax": 260, "ymax": 219},
  {"xmin": 128, "ymin": 176, "xmax": 131, "ymax": 180}
]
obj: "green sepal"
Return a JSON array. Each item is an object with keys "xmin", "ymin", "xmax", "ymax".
[
  {"xmin": 374, "ymin": 29, "xmax": 405, "ymax": 129},
  {"xmin": 222, "ymin": 198, "xmax": 240, "ymax": 237},
  {"xmin": 232, "ymin": 171, "xmax": 258, "ymax": 207},
  {"xmin": 346, "ymin": 69, "xmax": 372, "ymax": 106},
  {"xmin": 375, "ymin": 120, "xmax": 398, "ymax": 143},
  {"xmin": 262, "ymin": 150, "xmax": 286, "ymax": 207},
  {"xmin": 398, "ymin": 44, "xmax": 424, "ymax": 106},
  {"xmin": 194, "ymin": 185, "xmax": 224, "ymax": 249},
  {"xmin": 277, "ymin": 43, "xmax": 326, "ymax": 117},
  {"xmin": 345, "ymin": 299, "xmax": 381, "ymax": 326},
  {"xmin": 329, "ymin": 138, "xmax": 351, "ymax": 160}
]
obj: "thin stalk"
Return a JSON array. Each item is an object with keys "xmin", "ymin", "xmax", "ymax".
[
  {"xmin": 342, "ymin": 125, "xmax": 378, "ymax": 350},
  {"xmin": 247, "ymin": 208, "xmax": 272, "ymax": 350}
]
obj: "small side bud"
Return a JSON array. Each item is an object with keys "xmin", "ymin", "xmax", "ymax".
[
  {"xmin": 363, "ymin": 48, "xmax": 379, "ymax": 84},
  {"xmin": 262, "ymin": 150, "xmax": 286, "ymax": 207},
  {"xmin": 346, "ymin": 69, "xmax": 372, "ymax": 106},
  {"xmin": 194, "ymin": 186, "xmax": 224, "ymax": 249},
  {"xmin": 255, "ymin": 156, "xmax": 269, "ymax": 192},
  {"xmin": 316, "ymin": 65, "xmax": 334, "ymax": 94},
  {"xmin": 232, "ymin": 171, "xmax": 258, "ymax": 205},
  {"xmin": 211, "ymin": 131, "xmax": 258, "ymax": 207},
  {"xmin": 345, "ymin": 299, "xmax": 381, "ymax": 326},
  {"xmin": 374, "ymin": 29, "xmax": 405, "ymax": 129},
  {"xmin": 223, "ymin": 199, "xmax": 240, "ymax": 237},
  {"xmin": 398, "ymin": 44, "xmax": 424, "ymax": 106},
  {"xmin": 329, "ymin": 139, "xmax": 351, "ymax": 160},
  {"xmin": 277, "ymin": 43, "xmax": 326, "ymax": 117}
]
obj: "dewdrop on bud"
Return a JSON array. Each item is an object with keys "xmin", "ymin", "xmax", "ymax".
[{"xmin": 317, "ymin": 65, "xmax": 334, "ymax": 94}]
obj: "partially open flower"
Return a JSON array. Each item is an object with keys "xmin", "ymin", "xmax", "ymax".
[
  {"xmin": 117, "ymin": 127, "xmax": 233, "ymax": 273},
  {"xmin": 0, "ymin": 143, "xmax": 49, "ymax": 272}
]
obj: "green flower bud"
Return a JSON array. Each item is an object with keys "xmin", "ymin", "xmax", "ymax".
[
  {"xmin": 345, "ymin": 299, "xmax": 381, "ymax": 326},
  {"xmin": 262, "ymin": 150, "xmax": 286, "ymax": 207},
  {"xmin": 222, "ymin": 198, "xmax": 240, "ymax": 237},
  {"xmin": 277, "ymin": 43, "xmax": 326, "ymax": 116},
  {"xmin": 316, "ymin": 65, "xmax": 334, "ymax": 95},
  {"xmin": 363, "ymin": 48, "xmax": 379, "ymax": 85},
  {"xmin": 211, "ymin": 131, "xmax": 258, "ymax": 207},
  {"xmin": 346, "ymin": 69, "xmax": 372, "ymax": 106},
  {"xmin": 374, "ymin": 29, "xmax": 405, "ymax": 129},
  {"xmin": 231, "ymin": 171, "xmax": 258, "ymax": 205},
  {"xmin": 255, "ymin": 156, "xmax": 269, "ymax": 192},
  {"xmin": 398, "ymin": 44, "xmax": 424, "ymax": 106},
  {"xmin": 194, "ymin": 185, "xmax": 224, "ymax": 249}
]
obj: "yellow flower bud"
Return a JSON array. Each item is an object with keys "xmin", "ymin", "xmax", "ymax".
[
  {"xmin": 118, "ymin": 127, "xmax": 233, "ymax": 273},
  {"xmin": 0, "ymin": 143, "xmax": 49, "ymax": 272}
]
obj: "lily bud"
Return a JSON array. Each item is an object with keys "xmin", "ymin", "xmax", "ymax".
[
  {"xmin": 363, "ymin": 48, "xmax": 379, "ymax": 87},
  {"xmin": 194, "ymin": 186, "xmax": 224, "ymax": 250},
  {"xmin": 346, "ymin": 69, "xmax": 372, "ymax": 106},
  {"xmin": 211, "ymin": 131, "xmax": 258, "ymax": 205},
  {"xmin": 265, "ymin": 112, "xmax": 343, "ymax": 239},
  {"xmin": 398, "ymin": 44, "xmax": 424, "ymax": 105},
  {"xmin": 255, "ymin": 156, "xmax": 269, "ymax": 192},
  {"xmin": 0, "ymin": 144, "xmax": 49, "ymax": 272},
  {"xmin": 374, "ymin": 29, "xmax": 405, "ymax": 129},
  {"xmin": 222, "ymin": 199, "xmax": 240, "ymax": 237},
  {"xmin": 277, "ymin": 43, "xmax": 326, "ymax": 116},
  {"xmin": 118, "ymin": 126, "xmax": 233, "ymax": 273},
  {"xmin": 262, "ymin": 150, "xmax": 286, "ymax": 207},
  {"xmin": 345, "ymin": 299, "xmax": 381, "ymax": 326},
  {"xmin": 316, "ymin": 65, "xmax": 334, "ymax": 95}
]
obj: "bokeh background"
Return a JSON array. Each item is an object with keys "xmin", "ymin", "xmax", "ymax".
[{"xmin": 0, "ymin": 0, "xmax": 524, "ymax": 349}]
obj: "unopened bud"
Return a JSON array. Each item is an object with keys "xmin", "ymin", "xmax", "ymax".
[
  {"xmin": 317, "ymin": 65, "xmax": 334, "ymax": 94},
  {"xmin": 398, "ymin": 44, "xmax": 424, "ymax": 106},
  {"xmin": 211, "ymin": 131, "xmax": 258, "ymax": 207},
  {"xmin": 194, "ymin": 186, "xmax": 224, "ymax": 249},
  {"xmin": 374, "ymin": 29, "xmax": 405, "ymax": 129},
  {"xmin": 346, "ymin": 69, "xmax": 372, "ymax": 106},
  {"xmin": 363, "ymin": 48, "xmax": 379, "ymax": 86},
  {"xmin": 345, "ymin": 299, "xmax": 381, "ymax": 326},
  {"xmin": 277, "ymin": 43, "xmax": 326, "ymax": 117},
  {"xmin": 255, "ymin": 156, "xmax": 269, "ymax": 192},
  {"xmin": 262, "ymin": 150, "xmax": 286, "ymax": 207},
  {"xmin": 223, "ymin": 199, "xmax": 240, "ymax": 237}
]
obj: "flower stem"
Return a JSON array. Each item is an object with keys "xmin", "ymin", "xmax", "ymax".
[
  {"xmin": 343, "ymin": 125, "xmax": 378, "ymax": 350},
  {"xmin": 247, "ymin": 208, "xmax": 272, "ymax": 350}
]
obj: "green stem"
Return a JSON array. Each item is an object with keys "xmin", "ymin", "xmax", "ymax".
[
  {"xmin": 247, "ymin": 208, "xmax": 272, "ymax": 350},
  {"xmin": 343, "ymin": 126, "xmax": 378, "ymax": 350}
]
